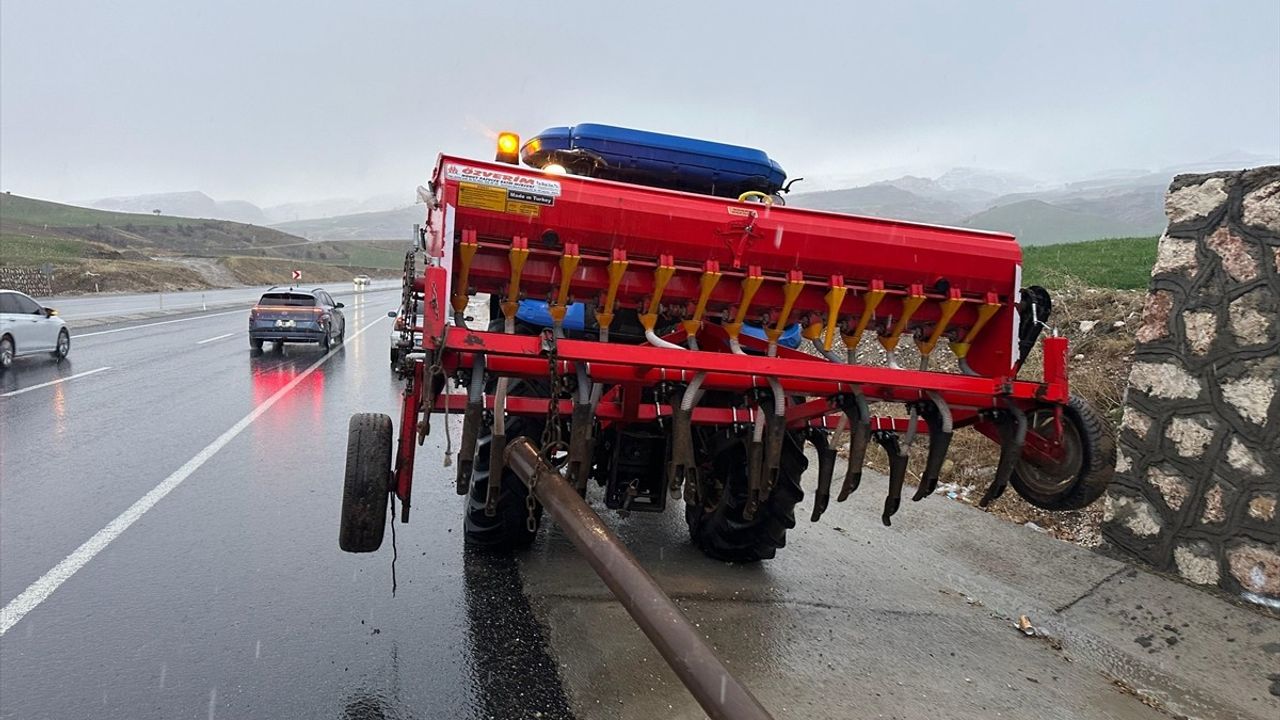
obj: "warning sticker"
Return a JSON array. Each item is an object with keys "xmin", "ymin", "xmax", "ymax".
[
  {"xmin": 445, "ymin": 163, "xmax": 562, "ymax": 197},
  {"xmin": 505, "ymin": 201, "xmax": 542, "ymax": 218},
  {"xmin": 458, "ymin": 182, "xmax": 508, "ymax": 212}
]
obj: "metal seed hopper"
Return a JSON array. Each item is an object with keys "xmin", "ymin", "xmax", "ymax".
[{"xmin": 338, "ymin": 124, "xmax": 1115, "ymax": 561}]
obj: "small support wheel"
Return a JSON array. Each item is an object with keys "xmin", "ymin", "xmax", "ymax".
[
  {"xmin": 339, "ymin": 413, "xmax": 393, "ymax": 553},
  {"xmin": 1010, "ymin": 394, "xmax": 1115, "ymax": 510}
]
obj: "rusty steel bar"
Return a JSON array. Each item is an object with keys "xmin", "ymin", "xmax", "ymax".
[{"xmin": 504, "ymin": 439, "xmax": 776, "ymax": 720}]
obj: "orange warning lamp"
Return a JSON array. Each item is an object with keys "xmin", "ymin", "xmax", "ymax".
[{"xmin": 495, "ymin": 132, "xmax": 520, "ymax": 164}]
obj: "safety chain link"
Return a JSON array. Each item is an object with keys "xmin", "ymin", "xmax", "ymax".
[{"xmin": 528, "ymin": 328, "xmax": 566, "ymax": 531}]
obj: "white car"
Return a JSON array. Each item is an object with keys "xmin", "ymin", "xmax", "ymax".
[
  {"xmin": 0, "ymin": 289, "xmax": 70, "ymax": 370},
  {"xmin": 353, "ymin": 275, "xmax": 372, "ymax": 291}
]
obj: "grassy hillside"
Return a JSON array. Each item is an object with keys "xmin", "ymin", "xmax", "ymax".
[
  {"xmin": 962, "ymin": 199, "xmax": 1155, "ymax": 246},
  {"xmin": 1, "ymin": 193, "xmax": 402, "ymax": 293},
  {"xmin": 272, "ymin": 205, "xmax": 423, "ymax": 241},
  {"xmin": 1022, "ymin": 236, "xmax": 1158, "ymax": 289}
]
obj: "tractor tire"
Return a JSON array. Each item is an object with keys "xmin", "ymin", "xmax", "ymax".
[
  {"xmin": 1010, "ymin": 394, "xmax": 1115, "ymax": 511},
  {"xmin": 686, "ymin": 429, "xmax": 808, "ymax": 562},
  {"xmin": 339, "ymin": 413, "xmax": 393, "ymax": 553},
  {"xmin": 464, "ymin": 405, "xmax": 546, "ymax": 551}
]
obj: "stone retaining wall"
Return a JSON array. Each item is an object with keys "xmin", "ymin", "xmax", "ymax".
[
  {"xmin": 0, "ymin": 266, "xmax": 53, "ymax": 297},
  {"xmin": 1102, "ymin": 166, "xmax": 1279, "ymax": 607}
]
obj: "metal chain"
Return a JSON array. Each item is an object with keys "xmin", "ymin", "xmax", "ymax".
[{"xmin": 527, "ymin": 328, "xmax": 566, "ymax": 531}]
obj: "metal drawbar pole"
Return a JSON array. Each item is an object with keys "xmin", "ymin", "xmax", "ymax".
[{"xmin": 505, "ymin": 438, "xmax": 775, "ymax": 720}]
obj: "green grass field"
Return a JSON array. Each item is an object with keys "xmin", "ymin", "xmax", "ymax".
[
  {"xmin": 1022, "ymin": 236, "xmax": 1158, "ymax": 290},
  {"xmin": 1, "ymin": 193, "xmax": 188, "ymax": 228},
  {"xmin": 0, "ymin": 234, "xmax": 99, "ymax": 264}
]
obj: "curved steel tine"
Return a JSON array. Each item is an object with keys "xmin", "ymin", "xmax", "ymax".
[
  {"xmin": 873, "ymin": 430, "xmax": 909, "ymax": 526},
  {"xmin": 836, "ymin": 392, "xmax": 871, "ymax": 502},
  {"xmin": 980, "ymin": 400, "xmax": 1027, "ymax": 507},
  {"xmin": 912, "ymin": 391, "xmax": 954, "ymax": 501}
]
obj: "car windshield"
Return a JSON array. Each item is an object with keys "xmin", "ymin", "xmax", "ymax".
[{"xmin": 258, "ymin": 293, "xmax": 315, "ymax": 307}]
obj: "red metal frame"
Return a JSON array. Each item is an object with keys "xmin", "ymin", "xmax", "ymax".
[{"xmin": 388, "ymin": 154, "xmax": 1072, "ymax": 509}]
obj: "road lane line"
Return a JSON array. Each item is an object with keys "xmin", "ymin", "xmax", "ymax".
[
  {"xmin": 0, "ymin": 316, "xmax": 386, "ymax": 636},
  {"xmin": 0, "ymin": 367, "xmax": 112, "ymax": 398},
  {"xmin": 75, "ymin": 309, "xmax": 246, "ymax": 338},
  {"xmin": 195, "ymin": 332, "xmax": 236, "ymax": 345}
]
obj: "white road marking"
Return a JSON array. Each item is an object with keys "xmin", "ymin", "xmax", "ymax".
[
  {"xmin": 0, "ymin": 367, "xmax": 112, "ymax": 398},
  {"xmin": 0, "ymin": 316, "xmax": 385, "ymax": 636},
  {"xmin": 75, "ymin": 309, "xmax": 245, "ymax": 338},
  {"xmin": 195, "ymin": 332, "xmax": 236, "ymax": 345}
]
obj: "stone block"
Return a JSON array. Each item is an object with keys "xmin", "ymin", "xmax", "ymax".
[
  {"xmin": 1249, "ymin": 494, "xmax": 1277, "ymax": 522},
  {"xmin": 1136, "ymin": 290, "xmax": 1173, "ymax": 343},
  {"xmin": 1227, "ymin": 287, "xmax": 1274, "ymax": 346},
  {"xmin": 1182, "ymin": 310, "xmax": 1216, "ymax": 355},
  {"xmin": 1150, "ymin": 233, "xmax": 1198, "ymax": 277},
  {"xmin": 1166, "ymin": 177, "xmax": 1228, "ymax": 223},
  {"xmin": 1199, "ymin": 482, "xmax": 1226, "ymax": 524},
  {"xmin": 1128, "ymin": 360, "xmax": 1201, "ymax": 400},
  {"xmin": 1173, "ymin": 542, "xmax": 1220, "ymax": 585},
  {"xmin": 1226, "ymin": 437, "xmax": 1266, "ymax": 476},
  {"xmin": 1164, "ymin": 416, "xmax": 1216, "ymax": 458},
  {"xmin": 1120, "ymin": 407, "xmax": 1152, "ymax": 440},
  {"xmin": 1148, "ymin": 465, "xmax": 1190, "ymax": 511},
  {"xmin": 1204, "ymin": 225, "xmax": 1259, "ymax": 282},
  {"xmin": 1241, "ymin": 179, "xmax": 1280, "ymax": 233},
  {"xmin": 1220, "ymin": 358, "xmax": 1278, "ymax": 426},
  {"xmin": 1103, "ymin": 492, "xmax": 1163, "ymax": 537},
  {"xmin": 1226, "ymin": 543, "xmax": 1280, "ymax": 596}
]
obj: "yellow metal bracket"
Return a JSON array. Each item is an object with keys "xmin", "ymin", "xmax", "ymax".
[
  {"xmin": 950, "ymin": 291, "xmax": 1001, "ymax": 360},
  {"xmin": 879, "ymin": 283, "xmax": 926, "ymax": 354},
  {"xmin": 548, "ymin": 242, "xmax": 581, "ymax": 326},
  {"xmin": 639, "ymin": 254, "xmax": 676, "ymax": 333},
  {"xmin": 681, "ymin": 260, "xmax": 722, "ymax": 337},
  {"xmin": 724, "ymin": 265, "xmax": 764, "ymax": 343},
  {"xmin": 843, "ymin": 280, "xmax": 886, "ymax": 351},
  {"xmin": 451, "ymin": 229, "xmax": 478, "ymax": 315},
  {"xmin": 917, "ymin": 289, "xmax": 964, "ymax": 357},
  {"xmin": 500, "ymin": 236, "xmax": 529, "ymax": 321},
  {"xmin": 594, "ymin": 248, "xmax": 629, "ymax": 331},
  {"xmin": 766, "ymin": 270, "xmax": 805, "ymax": 345}
]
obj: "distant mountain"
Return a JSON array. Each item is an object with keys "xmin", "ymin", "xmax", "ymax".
[
  {"xmin": 92, "ymin": 191, "xmax": 268, "ymax": 225},
  {"xmin": 959, "ymin": 199, "xmax": 1156, "ymax": 246},
  {"xmin": 272, "ymin": 205, "xmax": 424, "ymax": 241},
  {"xmin": 262, "ymin": 193, "xmax": 412, "ymax": 224},
  {"xmin": 935, "ymin": 167, "xmax": 1046, "ymax": 196},
  {"xmin": 789, "ymin": 183, "xmax": 972, "ymax": 224}
]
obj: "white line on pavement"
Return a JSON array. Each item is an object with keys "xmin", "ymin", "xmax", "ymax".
[
  {"xmin": 75, "ymin": 309, "xmax": 246, "ymax": 338},
  {"xmin": 195, "ymin": 332, "xmax": 237, "ymax": 345},
  {"xmin": 0, "ymin": 367, "xmax": 112, "ymax": 398},
  {"xmin": 0, "ymin": 316, "xmax": 386, "ymax": 636}
]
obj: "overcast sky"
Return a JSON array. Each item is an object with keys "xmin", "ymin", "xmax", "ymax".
[{"xmin": 2, "ymin": 0, "xmax": 1278, "ymax": 206}]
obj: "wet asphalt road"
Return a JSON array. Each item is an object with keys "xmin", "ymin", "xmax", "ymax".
[
  {"xmin": 36, "ymin": 280, "xmax": 401, "ymax": 320},
  {"xmin": 1, "ymin": 290, "xmax": 1255, "ymax": 719},
  {"xmin": 0, "ymin": 288, "xmax": 569, "ymax": 720}
]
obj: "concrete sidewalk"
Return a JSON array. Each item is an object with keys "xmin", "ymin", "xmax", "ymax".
[{"xmin": 518, "ymin": 454, "xmax": 1280, "ymax": 720}]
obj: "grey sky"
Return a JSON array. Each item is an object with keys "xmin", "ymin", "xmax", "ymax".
[{"xmin": 2, "ymin": 0, "xmax": 1278, "ymax": 206}]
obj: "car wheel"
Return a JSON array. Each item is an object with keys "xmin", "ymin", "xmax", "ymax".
[
  {"xmin": 51, "ymin": 329, "xmax": 70, "ymax": 361},
  {"xmin": 250, "ymin": 337, "xmax": 264, "ymax": 352},
  {"xmin": 322, "ymin": 328, "xmax": 332, "ymax": 351},
  {"xmin": 0, "ymin": 336, "xmax": 13, "ymax": 371}
]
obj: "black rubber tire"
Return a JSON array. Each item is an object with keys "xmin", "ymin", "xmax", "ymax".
[
  {"xmin": 249, "ymin": 337, "xmax": 264, "ymax": 352},
  {"xmin": 464, "ymin": 403, "xmax": 546, "ymax": 551},
  {"xmin": 0, "ymin": 336, "xmax": 13, "ymax": 371},
  {"xmin": 51, "ymin": 329, "xmax": 70, "ymax": 361},
  {"xmin": 339, "ymin": 413, "xmax": 393, "ymax": 553},
  {"xmin": 686, "ymin": 430, "xmax": 808, "ymax": 562},
  {"xmin": 1010, "ymin": 394, "xmax": 1115, "ymax": 511},
  {"xmin": 322, "ymin": 327, "xmax": 332, "ymax": 352},
  {"xmin": 390, "ymin": 347, "xmax": 400, "ymax": 367}
]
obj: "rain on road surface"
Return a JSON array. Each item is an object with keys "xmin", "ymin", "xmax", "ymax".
[{"xmin": 0, "ymin": 288, "xmax": 1175, "ymax": 719}]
